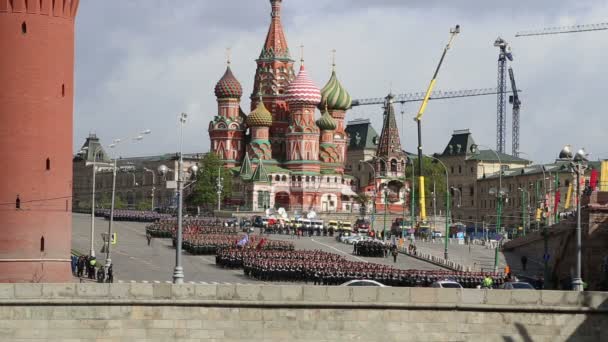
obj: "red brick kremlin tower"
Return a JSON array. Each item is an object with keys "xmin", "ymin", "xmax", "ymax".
[{"xmin": 0, "ymin": 0, "xmax": 80, "ymax": 282}]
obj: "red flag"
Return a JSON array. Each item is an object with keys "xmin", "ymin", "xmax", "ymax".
[
  {"xmin": 554, "ymin": 190, "xmax": 561, "ymax": 214},
  {"xmin": 256, "ymin": 238, "xmax": 266, "ymax": 250},
  {"xmin": 590, "ymin": 169, "xmax": 599, "ymax": 190}
]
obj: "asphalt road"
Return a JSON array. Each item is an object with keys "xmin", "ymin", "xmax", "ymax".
[{"xmin": 71, "ymin": 214, "xmax": 441, "ymax": 283}]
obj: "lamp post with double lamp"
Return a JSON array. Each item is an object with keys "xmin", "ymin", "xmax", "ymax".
[
  {"xmin": 105, "ymin": 130, "xmax": 152, "ymax": 274},
  {"xmin": 518, "ymin": 188, "xmax": 530, "ymax": 237},
  {"xmin": 559, "ymin": 145, "xmax": 589, "ymax": 291},
  {"xmin": 216, "ymin": 166, "xmax": 224, "ymax": 212},
  {"xmin": 80, "ymin": 145, "xmax": 106, "ymax": 258},
  {"xmin": 360, "ymin": 161, "xmax": 377, "ymax": 234},
  {"xmin": 471, "ymin": 144, "xmax": 504, "ymax": 272},
  {"xmin": 144, "ymin": 168, "xmax": 156, "ymax": 211},
  {"xmin": 158, "ymin": 113, "xmax": 200, "ymax": 284}
]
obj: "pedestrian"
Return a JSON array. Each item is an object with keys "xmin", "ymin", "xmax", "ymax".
[
  {"xmin": 146, "ymin": 232, "xmax": 152, "ymax": 246},
  {"xmin": 521, "ymin": 255, "xmax": 528, "ymax": 271},
  {"xmin": 392, "ymin": 248, "xmax": 398, "ymax": 263},
  {"xmin": 107, "ymin": 264, "xmax": 114, "ymax": 283}
]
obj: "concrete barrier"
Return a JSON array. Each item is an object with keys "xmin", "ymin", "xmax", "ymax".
[{"xmin": 0, "ymin": 284, "xmax": 606, "ymax": 341}]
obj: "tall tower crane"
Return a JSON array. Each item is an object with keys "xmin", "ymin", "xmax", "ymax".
[
  {"xmin": 351, "ymin": 87, "xmax": 515, "ymax": 107},
  {"xmin": 494, "ymin": 37, "xmax": 513, "ymax": 154},
  {"xmin": 516, "ymin": 22, "xmax": 608, "ymax": 37},
  {"xmin": 508, "ymin": 67, "xmax": 521, "ymax": 157}
]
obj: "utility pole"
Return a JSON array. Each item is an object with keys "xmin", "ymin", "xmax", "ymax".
[
  {"xmin": 216, "ymin": 166, "xmax": 223, "ymax": 212},
  {"xmin": 432, "ymin": 182, "xmax": 437, "ymax": 232},
  {"xmin": 383, "ymin": 188, "xmax": 388, "ymax": 240}
]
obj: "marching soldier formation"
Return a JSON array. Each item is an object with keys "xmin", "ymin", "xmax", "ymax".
[
  {"xmin": 353, "ymin": 240, "xmax": 389, "ymax": 257},
  {"xmin": 96, "ymin": 209, "xmax": 171, "ymax": 222},
  {"xmin": 183, "ymin": 235, "xmax": 294, "ymax": 255},
  {"xmin": 146, "ymin": 218, "xmax": 237, "ymax": 238}
]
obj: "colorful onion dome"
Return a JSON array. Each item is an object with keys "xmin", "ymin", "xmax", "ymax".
[
  {"xmin": 320, "ymin": 69, "xmax": 352, "ymax": 110},
  {"xmin": 214, "ymin": 65, "xmax": 243, "ymax": 99},
  {"xmin": 246, "ymin": 100, "xmax": 273, "ymax": 127},
  {"xmin": 316, "ymin": 106, "xmax": 337, "ymax": 131},
  {"xmin": 286, "ymin": 64, "xmax": 322, "ymax": 105}
]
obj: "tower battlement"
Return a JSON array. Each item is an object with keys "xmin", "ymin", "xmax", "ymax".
[{"xmin": 0, "ymin": 0, "xmax": 79, "ymax": 19}]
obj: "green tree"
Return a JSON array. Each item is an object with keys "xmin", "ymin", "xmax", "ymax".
[
  {"xmin": 188, "ymin": 153, "xmax": 233, "ymax": 209},
  {"xmin": 99, "ymin": 193, "xmax": 126, "ymax": 210},
  {"xmin": 136, "ymin": 199, "xmax": 153, "ymax": 211},
  {"xmin": 404, "ymin": 156, "xmax": 447, "ymax": 215},
  {"xmin": 354, "ymin": 193, "xmax": 371, "ymax": 213}
]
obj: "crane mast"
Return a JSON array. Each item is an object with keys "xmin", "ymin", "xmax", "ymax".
[
  {"xmin": 494, "ymin": 37, "xmax": 513, "ymax": 154},
  {"xmin": 508, "ymin": 67, "xmax": 521, "ymax": 157}
]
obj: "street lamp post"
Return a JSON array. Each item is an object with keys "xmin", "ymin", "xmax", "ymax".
[
  {"xmin": 559, "ymin": 145, "xmax": 589, "ymax": 291},
  {"xmin": 471, "ymin": 144, "xmax": 504, "ymax": 272},
  {"xmin": 216, "ymin": 166, "xmax": 224, "ymax": 212},
  {"xmin": 383, "ymin": 186, "xmax": 389, "ymax": 240},
  {"xmin": 105, "ymin": 130, "xmax": 151, "ymax": 275},
  {"xmin": 144, "ymin": 168, "xmax": 156, "ymax": 211},
  {"xmin": 360, "ymin": 161, "xmax": 377, "ymax": 233},
  {"xmin": 518, "ymin": 188, "xmax": 530, "ymax": 237},
  {"xmin": 424, "ymin": 155, "xmax": 450, "ymax": 260}
]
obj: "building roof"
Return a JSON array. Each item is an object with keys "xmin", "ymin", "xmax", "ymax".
[
  {"xmin": 316, "ymin": 107, "xmax": 337, "ymax": 131},
  {"xmin": 286, "ymin": 63, "xmax": 322, "ymax": 106},
  {"xmin": 259, "ymin": 0, "xmax": 291, "ymax": 61},
  {"xmin": 246, "ymin": 100, "xmax": 273, "ymax": 127},
  {"xmin": 73, "ymin": 134, "xmax": 110, "ymax": 163},
  {"xmin": 251, "ymin": 159, "xmax": 270, "ymax": 183},
  {"xmin": 214, "ymin": 65, "xmax": 242, "ymax": 99},
  {"xmin": 439, "ymin": 129, "xmax": 529, "ymax": 164},
  {"xmin": 239, "ymin": 152, "xmax": 253, "ymax": 178},
  {"xmin": 345, "ymin": 119, "xmax": 378, "ymax": 150},
  {"xmin": 376, "ymin": 94, "xmax": 404, "ymax": 159},
  {"xmin": 319, "ymin": 67, "xmax": 351, "ymax": 111}
]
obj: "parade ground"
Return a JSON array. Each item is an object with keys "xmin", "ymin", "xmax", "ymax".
[{"xmin": 71, "ymin": 214, "xmax": 442, "ymax": 284}]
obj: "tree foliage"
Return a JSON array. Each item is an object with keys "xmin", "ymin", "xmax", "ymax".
[
  {"xmin": 404, "ymin": 156, "xmax": 447, "ymax": 212},
  {"xmin": 188, "ymin": 153, "xmax": 233, "ymax": 208}
]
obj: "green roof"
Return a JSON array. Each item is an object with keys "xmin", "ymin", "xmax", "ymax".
[
  {"xmin": 251, "ymin": 159, "xmax": 270, "ymax": 183},
  {"xmin": 239, "ymin": 152, "xmax": 253, "ymax": 178},
  {"xmin": 468, "ymin": 150, "xmax": 529, "ymax": 164},
  {"xmin": 345, "ymin": 119, "xmax": 378, "ymax": 150}
]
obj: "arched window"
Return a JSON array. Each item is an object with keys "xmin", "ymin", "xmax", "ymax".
[
  {"xmin": 297, "ymin": 176, "xmax": 302, "ymax": 182},
  {"xmin": 22, "ymin": 22, "xmax": 27, "ymax": 34},
  {"xmin": 380, "ymin": 161, "xmax": 386, "ymax": 172},
  {"xmin": 46, "ymin": 158, "xmax": 50, "ymax": 171},
  {"xmin": 334, "ymin": 177, "xmax": 338, "ymax": 183},
  {"xmin": 40, "ymin": 236, "xmax": 45, "ymax": 252},
  {"xmin": 282, "ymin": 175, "xmax": 287, "ymax": 182},
  {"xmin": 275, "ymin": 175, "xmax": 280, "ymax": 181},
  {"xmin": 390, "ymin": 159, "xmax": 398, "ymax": 172},
  {"xmin": 292, "ymin": 176, "xmax": 296, "ymax": 182},
  {"xmin": 305, "ymin": 176, "xmax": 310, "ymax": 182}
]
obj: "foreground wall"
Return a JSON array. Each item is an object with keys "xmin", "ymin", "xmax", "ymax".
[{"xmin": 0, "ymin": 283, "xmax": 607, "ymax": 342}]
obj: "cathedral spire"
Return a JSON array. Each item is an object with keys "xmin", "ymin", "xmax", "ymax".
[
  {"xmin": 260, "ymin": 0, "xmax": 291, "ymax": 61},
  {"xmin": 376, "ymin": 94, "xmax": 403, "ymax": 158}
]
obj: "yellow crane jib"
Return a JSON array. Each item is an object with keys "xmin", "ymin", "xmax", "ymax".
[{"xmin": 415, "ymin": 25, "xmax": 460, "ymax": 223}]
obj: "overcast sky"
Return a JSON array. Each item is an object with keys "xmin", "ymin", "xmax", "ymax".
[{"xmin": 74, "ymin": 0, "xmax": 608, "ymax": 164}]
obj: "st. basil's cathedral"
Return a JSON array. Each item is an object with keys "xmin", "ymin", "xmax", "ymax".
[{"xmin": 208, "ymin": 0, "xmax": 361, "ymax": 213}]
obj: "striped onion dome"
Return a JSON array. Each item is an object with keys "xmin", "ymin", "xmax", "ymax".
[
  {"xmin": 316, "ymin": 107, "xmax": 337, "ymax": 131},
  {"xmin": 246, "ymin": 100, "xmax": 273, "ymax": 127},
  {"xmin": 214, "ymin": 66, "xmax": 243, "ymax": 99},
  {"xmin": 286, "ymin": 64, "xmax": 322, "ymax": 106},
  {"xmin": 320, "ymin": 69, "xmax": 352, "ymax": 110}
]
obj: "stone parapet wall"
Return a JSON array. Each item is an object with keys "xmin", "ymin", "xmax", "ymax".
[{"xmin": 0, "ymin": 283, "xmax": 607, "ymax": 341}]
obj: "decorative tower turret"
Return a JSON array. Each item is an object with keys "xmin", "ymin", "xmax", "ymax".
[
  {"xmin": 246, "ymin": 99, "xmax": 273, "ymax": 161},
  {"xmin": 316, "ymin": 106, "xmax": 341, "ymax": 173},
  {"xmin": 320, "ymin": 58, "xmax": 352, "ymax": 168},
  {"xmin": 209, "ymin": 60, "xmax": 245, "ymax": 168},
  {"xmin": 0, "ymin": 0, "xmax": 80, "ymax": 283},
  {"xmin": 285, "ymin": 62, "xmax": 322, "ymax": 173},
  {"xmin": 375, "ymin": 94, "xmax": 406, "ymax": 177},
  {"xmin": 251, "ymin": 0, "xmax": 295, "ymax": 161}
]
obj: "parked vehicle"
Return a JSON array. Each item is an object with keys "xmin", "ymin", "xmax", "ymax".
[
  {"xmin": 432, "ymin": 231, "xmax": 443, "ymax": 238},
  {"xmin": 431, "ymin": 280, "xmax": 463, "ymax": 289},
  {"xmin": 499, "ymin": 282, "xmax": 535, "ymax": 290},
  {"xmin": 341, "ymin": 279, "xmax": 387, "ymax": 287},
  {"xmin": 355, "ymin": 219, "xmax": 371, "ymax": 233}
]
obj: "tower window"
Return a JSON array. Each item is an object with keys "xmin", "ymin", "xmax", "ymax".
[
  {"xmin": 62, "ymin": 84, "xmax": 65, "ymax": 97},
  {"xmin": 40, "ymin": 236, "xmax": 45, "ymax": 252},
  {"xmin": 46, "ymin": 158, "xmax": 51, "ymax": 170},
  {"xmin": 16, "ymin": 195, "xmax": 21, "ymax": 209},
  {"xmin": 22, "ymin": 22, "xmax": 27, "ymax": 34}
]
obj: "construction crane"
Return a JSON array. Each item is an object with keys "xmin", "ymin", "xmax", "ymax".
[
  {"xmin": 516, "ymin": 22, "xmax": 608, "ymax": 37},
  {"xmin": 508, "ymin": 67, "xmax": 521, "ymax": 157},
  {"xmin": 351, "ymin": 87, "xmax": 514, "ymax": 107},
  {"xmin": 414, "ymin": 24, "xmax": 460, "ymax": 229},
  {"xmin": 494, "ymin": 37, "xmax": 513, "ymax": 154}
]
